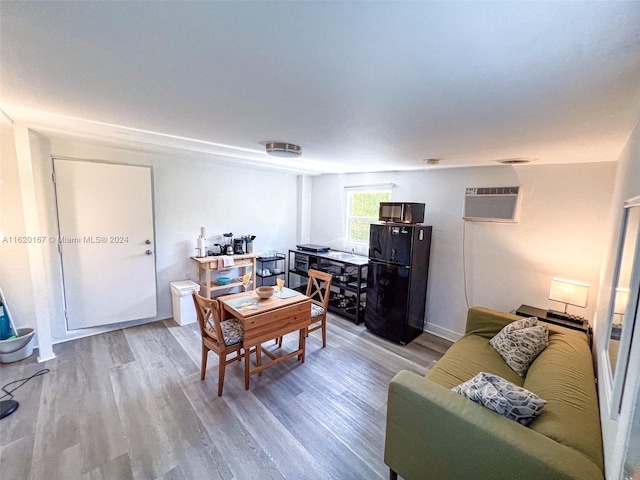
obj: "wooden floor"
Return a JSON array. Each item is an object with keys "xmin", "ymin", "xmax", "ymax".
[{"xmin": 0, "ymin": 313, "xmax": 449, "ymax": 480}]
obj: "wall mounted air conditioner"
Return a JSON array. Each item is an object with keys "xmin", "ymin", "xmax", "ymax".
[{"xmin": 463, "ymin": 186, "xmax": 522, "ymax": 223}]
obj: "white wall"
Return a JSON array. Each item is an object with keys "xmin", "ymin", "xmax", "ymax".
[
  {"xmin": 310, "ymin": 163, "xmax": 616, "ymax": 339},
  {"xmin": 594, "ymin": 118, "xmax": 640, "ymax": 480},
  {"xmin": 0, "ymin": 118, "xmax": 36, "ymax": 330},
  {"xmin": 4, "ymin": 129, "xmax": 299, "ymax": 345}
]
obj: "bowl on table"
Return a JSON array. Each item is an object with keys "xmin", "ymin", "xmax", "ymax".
[{"xmin": 256, "ymin": 286, "xmax": 275, "ymax": 299}]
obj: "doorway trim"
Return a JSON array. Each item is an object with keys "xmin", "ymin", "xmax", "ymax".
[{"xmin": 51, "ymin": 156, "xmax": 158, "ymax": 333}]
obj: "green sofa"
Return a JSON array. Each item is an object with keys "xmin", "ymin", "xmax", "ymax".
[{"xmin": 385, "ymin": 307, "xmax": 603, "ymax": 480}]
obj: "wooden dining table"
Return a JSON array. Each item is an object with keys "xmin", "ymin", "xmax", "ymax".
[{"xmin": 218, "ymin": 287, "xmax": 311, "ymax": 390}]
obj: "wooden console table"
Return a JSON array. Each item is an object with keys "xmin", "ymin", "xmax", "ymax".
[
  {"xmin": 191, "ymin": 253, "xmax": 258, "ymax": 298},
  {"xmin": 515, "ymin": 304, "xmax": 592, "ymax": 348}
]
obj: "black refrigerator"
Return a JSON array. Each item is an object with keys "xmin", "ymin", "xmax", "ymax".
[{"xmin": 365, "ymin": 223, "xmax": 432, "ymax": 344}]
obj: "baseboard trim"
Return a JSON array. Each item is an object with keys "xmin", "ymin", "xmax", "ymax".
[
  {"xmin": 37, "ymin": 352, "xmax": 56, "ymax": 363},
  {"xmin": 424, "ymin": 323, "xmax": 463, "ymax": 343}
]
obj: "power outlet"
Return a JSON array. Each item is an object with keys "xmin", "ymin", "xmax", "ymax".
[{"xmin": 183, "ymin": 272, "xmax": 192, "ymax": 280}]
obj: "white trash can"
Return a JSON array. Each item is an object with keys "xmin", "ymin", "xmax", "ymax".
[{"xmin": 170, "ymin": 281, "xmax": 200, "ymax": 326}]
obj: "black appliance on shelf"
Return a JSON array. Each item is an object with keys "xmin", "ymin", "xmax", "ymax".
[
  {"xmin": 233, "ymin": 238, "xmax": 245, "ymax": 254},
  {"xmin": 294, "ymin": 252, "xmax": 311, "ymax": 272},
  {"xmin": 296, "ymin": 244, "xmax": 330, "ymax": 252},
  {"xmin": 364, "ymin": 223, "xmax": 432, "ymax": 344}
]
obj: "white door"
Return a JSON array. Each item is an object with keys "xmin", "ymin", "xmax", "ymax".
[{"xmin": 53, "ymin": 159, "xmax": 157, "ymax": 330}]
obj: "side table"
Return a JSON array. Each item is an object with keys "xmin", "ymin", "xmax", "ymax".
[{"xmin": 515, "ymin": 304, "xmax": 592, "ymax": 348}]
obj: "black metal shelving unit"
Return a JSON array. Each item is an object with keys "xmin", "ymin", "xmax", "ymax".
[
  {"xmin": 287, "ymin": 249, "xmax": 368, "ymax": 324},
  {"xmin": 256, "ymin": 253, "xmax": 286, "ymax": 287}
]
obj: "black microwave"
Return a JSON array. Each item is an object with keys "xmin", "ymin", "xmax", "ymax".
[{"xmin": 379, "ymin": 202, "xmax": 425, "ymax": 224}]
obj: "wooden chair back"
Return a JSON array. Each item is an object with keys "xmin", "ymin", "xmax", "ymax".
[
  {"xmin": 192, "ymin": 292, "xmax": 225, "ymax": 348},
  {"xmin": 306, "ymin": 269, "xmax": 332, "ymax": 310}
]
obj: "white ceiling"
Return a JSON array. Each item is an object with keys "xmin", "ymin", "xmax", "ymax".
[{"xmin": 1, "ymin": 1, "xmax": 640, "ymax": 174}]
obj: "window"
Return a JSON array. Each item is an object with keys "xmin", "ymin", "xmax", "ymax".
[{"xmin": 346, "ymin": 190, "xmax": 391, "ymax": 245}]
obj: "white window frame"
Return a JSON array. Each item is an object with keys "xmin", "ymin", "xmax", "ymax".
[{"xmin": 345, "ymin": 189, "xmax": 392, "ymax": 246}]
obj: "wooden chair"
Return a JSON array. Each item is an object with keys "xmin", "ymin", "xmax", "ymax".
[
  {"xmin": 192, "ymin": 292, "xmax": 250, "ymax": 396},
  {"xmin": 277, "ymin": 269, "xmax": 333, "ymax": 348}
]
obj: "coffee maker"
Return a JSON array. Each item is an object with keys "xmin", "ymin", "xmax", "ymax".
[{"xmin": 233, "ymin": 238, "xmax": 245, "ymax": 254}]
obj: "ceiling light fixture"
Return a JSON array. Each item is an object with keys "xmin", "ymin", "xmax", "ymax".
[{"xmin": 266, "ymin": 142, "xmax": 302, "ymax": 158}]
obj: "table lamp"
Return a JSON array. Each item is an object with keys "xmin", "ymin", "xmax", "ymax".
[
  {"xmin": 614, "ymin": 288, "xmax": 630, "ymax": 317},
  {"xmin": 548, "ymin": 277, "xmax": 590, "ymax": 323},
  {"xmin": 611, "ymin": 288, "xmax": 629, "ymax": 341}
]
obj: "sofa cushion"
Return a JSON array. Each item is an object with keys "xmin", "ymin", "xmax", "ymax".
[
  {"xmin": 386, "ymin": 370, "xmax": 604, "ymax": 480},
  {"xmin": 465, "ymin": 306, "xmax": 524, "ymax": 338},
  {"xmin": 452, "ymin": 372, "xmax": 547, "ymax": 426},
  {"xmin": 490, "ymin": 319, "xmax": 549, "ymax": 376},
  {"xmin": 426, "ymin": 334, "xmax": 524, "ymax": 388},
  {"xmin": 524, "ymin": 327, "xmax": 604, "ymax": 472}
]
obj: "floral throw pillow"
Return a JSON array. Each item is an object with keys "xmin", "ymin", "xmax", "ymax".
[
  {"xmin": 489, "ymin": 317, "xmax": 548, "ymax": 377},
  {"xmin": 452, "ymin": 372, "xmax": 547, "ymax": 426}
]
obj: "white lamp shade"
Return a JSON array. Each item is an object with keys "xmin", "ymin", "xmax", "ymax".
[
  {"xmin": 614, "ymin": 288, "xmax": 630, "ymax": 315},
  {"xmin": 548, "ymin": 278, "xmax": 590, "ymax": 308}
]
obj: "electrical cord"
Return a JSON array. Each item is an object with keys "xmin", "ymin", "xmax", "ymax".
[
  {"xmin": 462, "ymin": 220, "xmax": 470, "ymax": 310},
  {"xmin": 1, "ymin": 368, "xmax": 50, "ymax": 401}
]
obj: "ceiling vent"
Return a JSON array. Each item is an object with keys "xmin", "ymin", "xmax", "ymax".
[
  {"xmin": 463, "ymin": 186, "xmax": 522, "ymax": 223},
  {"xmin": 266, "ymin": 142, "xmax": 302, "ymax": 158},
  {"xmin": 497, "ymin": 158, "xmax": 533, "ymax": 165}
]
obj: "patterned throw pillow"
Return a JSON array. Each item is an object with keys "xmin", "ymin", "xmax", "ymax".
[
  {"xmin": 490, "ymin": 317, "xmax": 548, "ymax": 376},
  {"xmin": 452, "ymin": 372, "xmax": 547, "ymax": 426},
  {"xmin": 501, "ymin": 316, "xmax": 538, "ymax": 331}
]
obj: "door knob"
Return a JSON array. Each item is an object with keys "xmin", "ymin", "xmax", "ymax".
[
  {"xmin": 145, "ymin": 240, "xmax": 152, "ymax": 245},
  {"xmin": 145, "ymin": 250, "xmax": 153, "ymax": 255}
]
